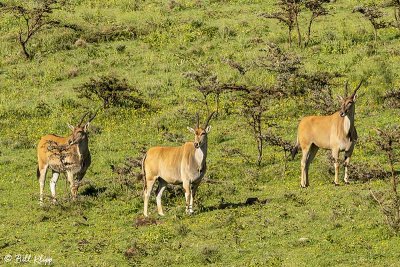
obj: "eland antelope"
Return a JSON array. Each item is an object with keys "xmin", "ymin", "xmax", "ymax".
[
  {"xmin": 292, "ymin": 81, "xmax": 363, "ymax": 187},
  {"xmin": 37, "ymin": 112, "xmax": 96, "ymax": 204},
  {"xmin": 142, "ymin": 112, "xmax": 215, "ymax": 217}
]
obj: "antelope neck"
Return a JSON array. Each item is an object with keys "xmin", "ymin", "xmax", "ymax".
[
  {"xmin": 341, "ymin": 106, "xmax": 355, "ymax": 137},
  {"xmin": 194, "ymin": 142, "xmax": 207, "ymax": 168}
]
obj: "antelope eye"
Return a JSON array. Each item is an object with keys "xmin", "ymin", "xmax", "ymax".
[{"xmin": 201, "ymin": 132, "xmax": 206, "ymax": 136}]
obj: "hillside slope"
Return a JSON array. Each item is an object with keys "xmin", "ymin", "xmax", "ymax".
[{"xmin": 0, "ymin": 0, "xmax": 400, "ymax": 266}]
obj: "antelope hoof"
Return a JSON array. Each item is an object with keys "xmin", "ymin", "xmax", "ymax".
[
  {"xmin": 187, "ymin": 209, "xmax": 194, "ymax": 215},
  {"xmin": 344, "ymin": 181, "xmax": 350, "ymax": 185},
  {"xmin": 39, "ymin": 200, "xmax": 44, "ymax": 207},
  {"xmin": 158, "ymin": 212, "xmax": 165, "ymax": 216},
  {"xmin": 334, "ymin": 183, "xmax": 339, "ymax": 186},
  {"xmin": 52, "ymin": 198, "xmax": 58, "ymax": 204}
]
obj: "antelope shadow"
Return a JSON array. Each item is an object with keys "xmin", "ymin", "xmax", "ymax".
[{"xmin": 201, "ymin": 197, "xmax": 269, "ymax": 212}]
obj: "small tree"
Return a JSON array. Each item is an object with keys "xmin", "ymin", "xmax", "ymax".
[
  {"xmin": 260, "ymin": 0, "xmax": 303, "ymax": 47},
  {"xmin": 370, "ymin": 126, "xmax": 400, "ymax": 233},
  {"xmin": 353, "ymin": 4, "xmax": 390, "ymax": 43},
  {"xmin": 239, "ymin": 86, "xmax": 284, "ymax": 166},
  {"xmin": 75, "ymin": 75, "xmax": 147, "ymax": 109},
  {"xmin": 304, "ymin": 0, "xmax": 329, "ymax": 46},
  {"xmin": 183, "ymin": 58, "xmax": 248, "ymax": 115},
  {"xmin": 224, "ymin": 44, "xmax": 302, "ymax": 165},
  {"xmin": 255, "ymin": 43, "xmax": 303, "ymax": 95},
  {"xmin": 3, "ymin": 0, "xmax": 66, "ymax": 59},
  {"xmin": 395, "ymin": 0, "xmax": 400, "ymax": 29},
  {"xmin": 186, "ymin": 44, "xmax": 305, "ymax": 165},
  {"xmin": 183, "ymin": 68, "xmax": 219, "ymax": 114}
]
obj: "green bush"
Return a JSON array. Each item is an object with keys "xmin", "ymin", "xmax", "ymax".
[{"xmin": 75, "ymin": 74, "xmax": 148, "ymax": 109}]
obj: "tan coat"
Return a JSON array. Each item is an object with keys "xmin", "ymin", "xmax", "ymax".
[
  {"xmin": 293, "ymin": 81, "xmax": 362, "ymax": 187},
  {"xmin": 37, "ymin": 112, "xmax": 96, "ymax": 204},
  {"xmin": 143, "ymin": 126, "xmax": 211, "ymax": 217}
]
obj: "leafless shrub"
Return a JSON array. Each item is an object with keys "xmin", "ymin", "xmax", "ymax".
[
  {"xmin": 185, "ymin": 44, "xmax": 307, "ymax": 165},
  {"xmin": 383, "ymin": 88, "xmax": 400, "ymax": 108},
  {"xmin": 222, "ymin": 57, "xmax": 247, "ymax": 75},
  {"xmin": 111, "ymin": 157, "xmax": 142, "ymax": 176},
  {"xmin": 239, "ymin": 86, "xmax": 284, "ymax": 166},
  {"xmin": 263, "ymin": 132, "xmax": 293, "ymax": 154},
  {"xmin": 263, "ymin": 131, "xmax": 294, "ymax": 170},
  {"xmin": 238, "ymin": 44, "xmax": 303, "ymax": 165},
  {"xmin": 369, "ymin": 126, "xmax": 400, "ymax": 233},
  {"xmin": 305, "ymin": 71, "xmax": 342, "ymax": 114},
  {"xmin": 351, "ymin": 163, "xmax": 392, "ymax": 182},
  {"xmin": 111, "ymin": 151, "xmax": 145, "ymax": 189},
  {"xmin": 183, "ymin": 68, "xmax": 220, "ymax": 114},
  {"xmin": 256, "ymin": 43, "xmax": 303, "ymax": 95},
  {"xmin": 189, "ymin": 44, "xmax": 304, "ymax": 165},
  {"xmin": 224, "ymin": 44, "xmax": 305, "ymax": 165},
  {"xmin": 327, "ymin": 156, "xmax": 391, "ymax": 182}
]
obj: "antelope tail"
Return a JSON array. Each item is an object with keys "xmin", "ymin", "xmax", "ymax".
[
  {"xmin": 291, "ymin": 138, "xmax": 299, "ymax": 160},
  {"xmin": 36, "ymin": 167, "xmax": 40, "ymax": 179},
  {"xmin": 141, "ymin": 154, "xmax": 147, "ymax": 191}
]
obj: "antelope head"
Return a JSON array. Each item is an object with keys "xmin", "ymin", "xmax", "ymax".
[
  {"xmin": 67, "ymin": 111, "xmax": 97, "ymax": 146},
  {"xmin": 187, "ymin": 112, "xmax": 215, "ymax": 149},
  {"xmin": 339, "ymin": 80, "xmax": 363, "ymax": 117}
]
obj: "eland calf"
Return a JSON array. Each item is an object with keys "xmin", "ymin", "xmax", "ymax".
[
  {"xmin": 292, "ymin": 81, "xmax": 363, "ymax": 187},
  {"xmin": 142, "ymin": 112, "xmax": 214, "ymax": 217},
  {"xmin": 37, "ymin": 112, "xmax": 96, "ymax": 204}
]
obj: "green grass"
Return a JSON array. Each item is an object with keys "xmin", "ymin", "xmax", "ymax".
[{"xmin": 0, "ymin": 0, "xmax": 400, "ymax": 266}]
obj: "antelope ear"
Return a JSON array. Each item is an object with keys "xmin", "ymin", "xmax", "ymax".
[
  {"xmin": 205, "ymin": 125, "xmax": 212, "ymax": 133},
  {"xmin": 187, "ymin": 127, "xmax": 195, "ymax": 134},
  {"xmin": 67, "ymin": 123, "xmax": 75, "ymax": 131},
  {"xmin": 353, "ymin": 93, "xmax": 358, "ymax": 101},
  {"xmin": 84, "ymin": 122, "xmax": 90, "ymax": 132}
]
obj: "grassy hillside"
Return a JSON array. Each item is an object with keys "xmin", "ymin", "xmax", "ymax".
[{"xmin": 0, "ymin": 0, "xmax": 400, "ymax": 266}]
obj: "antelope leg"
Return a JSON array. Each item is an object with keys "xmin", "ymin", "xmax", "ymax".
[
  {"xmin": 156, "ymin": 179, "xmax": 167, "ymax": 216},
  {"xmin": 143, "ymin": 176, "xmax": 156, "ymax": 217},
  {"xmin": 182, "ymin": 180, "xmax": 192, "ymax": 214},
  {"xmin": 50, "ymin": 171, "xmax": 60, "ymax": 203}
]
